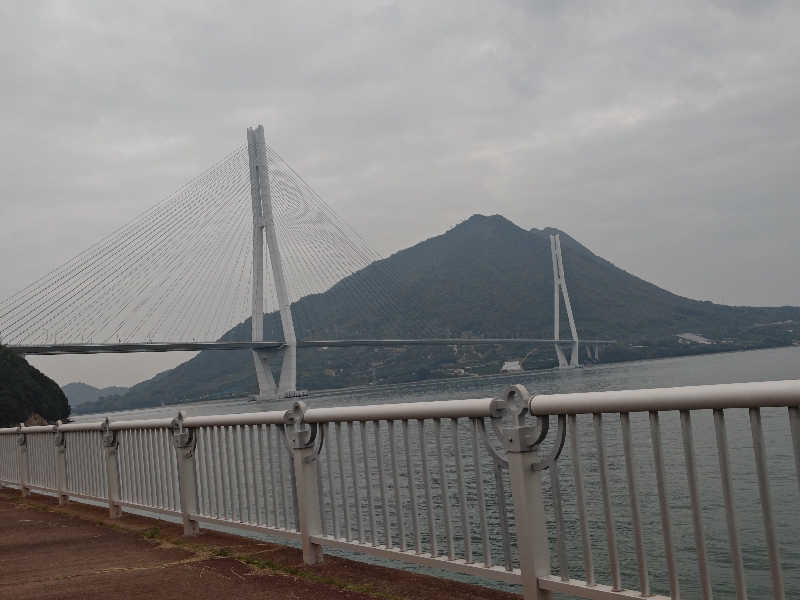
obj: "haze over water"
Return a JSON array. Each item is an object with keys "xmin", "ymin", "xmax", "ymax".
[{"xmin": 79, "ymin": 346, "xmax": 800, "ymax": 598}]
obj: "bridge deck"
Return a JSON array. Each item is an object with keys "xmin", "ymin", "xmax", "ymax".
[
  {"xmin": 0, "ymin": 488, "xmax": 515, "ymax": 600},
  {"xmin": 9, "ymin": 338, "xmax": 615, "ymax": 355}
]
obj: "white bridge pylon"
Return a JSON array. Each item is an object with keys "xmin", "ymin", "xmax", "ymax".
[
  {"xmin": 248, "ymin": 125, "xmax": 297, "ymax": 400},
  {"xmin": 550, "ymin": 233, "xmax": 581, "ymax": 369}
]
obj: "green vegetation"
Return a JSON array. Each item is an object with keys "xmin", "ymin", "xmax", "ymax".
[
  {"xmin": 74, "ymin": 215, "xmax": 800, "ymax": 414},
  {"xmin": 0, "ymin": 344, "xmax": 70, "ymax": 427},
  {"xmin": 238, "ymin": 554, "xmax": 405, "ymax": 600}
]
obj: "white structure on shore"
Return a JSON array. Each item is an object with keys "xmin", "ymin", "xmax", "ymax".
[{"xmin": 501, "ymin": 360, "xmax": 523, "ymax": 373}]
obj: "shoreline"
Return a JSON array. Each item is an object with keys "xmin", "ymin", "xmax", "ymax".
[{"xmin": 72, "ymin": 343, "xmax": 800, "ymax": 418}]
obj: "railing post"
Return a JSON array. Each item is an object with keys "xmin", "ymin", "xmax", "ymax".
[
  {"xmin": 171, "ymin": 413, "xmax": 199, "ymax": 536},
  {"xmin": 285, "ymin": 401, "xmax": 323, "ymax": 564},
  {"xmin": 54, "ymin": 422, "xmax": 68, "ymax": 505},
  {"xmin": 102, "ymin": 418, "xmax": 122, "ymax": 518},
  {"xmin": 501, "ymin": 386, "xmax": 552, "ymax": 600},
  {"xmin": 16, "ymin": 424, "xmax": 30, "ymax": 497}
]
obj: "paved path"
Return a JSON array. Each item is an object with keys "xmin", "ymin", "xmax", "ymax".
[{"xmin": 0, "ymin": 488, "xmax": 518, "ymax": 599}]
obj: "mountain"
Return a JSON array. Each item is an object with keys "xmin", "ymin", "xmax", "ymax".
[
  {"xmin": 74, "ymin": 214, "xmax": 800, "ymax": 413},
  {"xmin": 0, "ymin": 345, "xmax": 70, "ymax": 427},
  {"xmin": 62, "ymin": 382, "xmax": 129, "ymax": 406}
]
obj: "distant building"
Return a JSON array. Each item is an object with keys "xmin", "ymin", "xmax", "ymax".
[
  {"xmin": 501, "ymin": 360, "xmax": 523, "ymax": 373},
  {"xmin": 677, "ymin": 333, "xmax": 714, "ymax": 345}
]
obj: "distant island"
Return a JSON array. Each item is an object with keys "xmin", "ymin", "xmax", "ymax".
[
  {"xmin": 72, "ymin": 214, "xmax": 799, "ymax": 414},
  {"xmin": 62, "ymin": 382, "xmax": 129, "ymax": 407},
  {"xmin": 0, "ymin": 345, "xmax": 70, "ymax": 427}
]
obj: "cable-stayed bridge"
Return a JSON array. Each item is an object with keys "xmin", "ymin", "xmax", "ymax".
[{"xmin": 1, "ymin": 125, "xmax": 612, "ymax": 399}]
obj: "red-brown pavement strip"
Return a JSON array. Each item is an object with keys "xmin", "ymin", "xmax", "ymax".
[
  {"xmin": 0, "ymin": 503, "xmax": 192, "ymax": 582},
  {"xmin": 4, "ymin": 557, "xmax": 367, "ymax": 600},
  {"xmin": 0, "ymin": 488, "xmax": 521, "ymax": 600}
]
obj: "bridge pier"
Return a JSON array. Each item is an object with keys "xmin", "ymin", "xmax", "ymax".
[
  {"xmin": 252, "ymin": 345, "xmax": 298, "ymax": 401},
  {"xmin": 554, "ymin": 344, "xmax": 568, "ymax": 368},
  {"xmin": 252, "ymin": 349, "xmax": 278, "ymax": 401},
  {"xmin": 555, "ymin": 341, "xmax": 581, "ymax": 369},
  {"xmin": 570, "ymin": 340, "xmax": 580, "ymax": 368},
  {"xmin": 278, "ymin": 344, "xmax": 297, "ymax": 397}
]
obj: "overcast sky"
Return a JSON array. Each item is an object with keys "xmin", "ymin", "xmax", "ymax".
[{"xmin": 2, "ymin": 1, "xmax": 799, "ymax": 387}]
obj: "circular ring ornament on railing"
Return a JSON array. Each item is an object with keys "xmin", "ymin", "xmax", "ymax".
[
  {"xmin": 478, "ymin": 418, "xmax": 509, "ymax": 468},
  {"xmin": 529, "ymin": 414, "xmax": 566, "ymax": 472},
  {"xmin": 484, "ymin": 384, "xmax": 567, "ymax": 472},
  {"xmin": 308, "ymin": 422, "xmax": 325, "ymax": 463},
  {"xmin": 284, "ymin": 400, "xmax": 320, "ymax": 458}
]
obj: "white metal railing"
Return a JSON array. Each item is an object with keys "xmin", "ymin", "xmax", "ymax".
[
  {"xmin": 1, "ymin": 380, "xmax": 799, "ymax": 599},
  {"xmin": 307, "ymin": 400, "xmax": 520, "ymax": 581},
  {"xmin": 531, "ymin": 380, "xmax": 800, "ymax": 600},
  {"xmin": 193, "ymin": 420, "xmax": 299, "ymax": 536}
]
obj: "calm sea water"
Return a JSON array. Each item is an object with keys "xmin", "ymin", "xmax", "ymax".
[{"xmin": 78, "ymin": 346, "xmax": 800, "ymax": 598}]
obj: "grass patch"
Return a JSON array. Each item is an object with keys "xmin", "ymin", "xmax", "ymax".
[
  {"xmin": 239, "ymin": 556, "xmax": 405, "ymax": 600},
  {"xmin": 143, "ymin": 527, "xmax": 161, "ymax": 539}
]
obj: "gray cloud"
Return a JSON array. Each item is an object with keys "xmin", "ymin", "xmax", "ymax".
[{"xmin": 2, "ymin": 1, "xmax": 799, "ymax": 385}]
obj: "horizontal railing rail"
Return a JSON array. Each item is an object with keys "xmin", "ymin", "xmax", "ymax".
[
  {"xmin": 1, "ymin": 379, "xmax": 799, "ymax": 599},
  {"xmin": 530, "ymin": 379, "xmax": 800, "ymax": 414},
  {"xmin": 302, "ymin": 397, "xmax": 501, "ymax": 422}
]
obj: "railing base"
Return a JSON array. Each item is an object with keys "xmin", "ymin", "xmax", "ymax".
[
  {"xmin": 311, "ymin": 535, "xmax": 522, "ymax": 585},
  {"xmin": 538, "ymin": 576, "xmax": 671, "ymax": 600},
  {"xmin": 183, "ymin": 518, "xmax": 199, "ymax": 537}
]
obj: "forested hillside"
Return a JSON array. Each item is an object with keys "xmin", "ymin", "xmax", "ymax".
[
  {"xmin": 0, "ymin": 345, "xmax": 70, "ymax": 427},
  {"xmin": 76, "ymin": 215, "xmax": 800, "ymax": 413}
]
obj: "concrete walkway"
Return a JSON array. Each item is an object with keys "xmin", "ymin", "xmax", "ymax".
[{"xmin": 0, "ymin": 488, "xmax": 518, "ymax": 599}]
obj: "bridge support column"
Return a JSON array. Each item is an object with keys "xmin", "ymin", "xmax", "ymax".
[
  {"xmin": 278, "ymin": 345, "xmax": 297, "ymax": 398},
  {"xmin": 172, "ymin": 413, "xmax": 199, "ymax": 536},
  {"xmin": 252, "ymin": 349, "xmax": 278, "ymax": 401},
  {"xmin": 550, "ymin": 234, "xmax": 580, "ymax": 369},
  {"xmin": 554, "ymin": 344, "xmax": 568, "ymax": 369},
  {"xmin": 248, "ymin": 125, "xmax": 299, "ymax": 398},
  {"xmin": 16, "ymin": 426, "xmax": 29, "ymax": 497},
  {"xmin": 54, "ymin": 424, "xmax": 68, "ymax": 505},
  {"xmin": 102, "ymin": 419, "xmax": 122, "ymax": 518}
]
